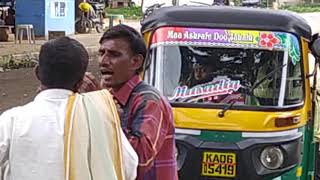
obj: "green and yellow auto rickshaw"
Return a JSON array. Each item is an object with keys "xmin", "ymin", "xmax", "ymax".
[{"xmin": 141, "ymin": 6, "xmax": 320, "ymax": 180}]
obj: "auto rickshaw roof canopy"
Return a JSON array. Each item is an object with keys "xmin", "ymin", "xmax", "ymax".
[{"xmin": 141, "ymin": 6, "xmax": 312, "ymax": 41}]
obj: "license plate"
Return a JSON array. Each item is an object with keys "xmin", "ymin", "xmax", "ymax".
[{"xmin": 201, "ymin": 152, "xmax": 236, "ymax": 177}]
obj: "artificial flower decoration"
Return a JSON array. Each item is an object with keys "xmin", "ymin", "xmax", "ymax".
[{"xmin": 259, "ymin": 33, "xmax": 280, "ymax": 48}]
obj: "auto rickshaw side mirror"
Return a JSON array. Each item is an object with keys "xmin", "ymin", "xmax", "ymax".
[
  {"xmin": 310, "ymin": 33, "xmax": 320, "ymax": 59},
  {"xmin": 311, "ymin": 38, "xmax": 320, "ymax": 59}
]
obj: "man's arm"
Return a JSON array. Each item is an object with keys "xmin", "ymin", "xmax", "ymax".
[
  {"xmin": 0, "ymin": 110, "xmax": 14, "ymax": 165},
  {"xmin": 126, "ymin": 98, "xmax": 169, "ymax": 173}
]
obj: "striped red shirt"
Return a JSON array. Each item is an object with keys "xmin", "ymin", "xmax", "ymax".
[{"xmin": 113, "ymin": 75, "xmax": 178, "ymax": 180}]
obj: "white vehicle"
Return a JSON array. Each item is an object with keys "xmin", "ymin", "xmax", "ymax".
[
  {"xmin": 142, "ymin": 0, "xmax": 173, "ymax": 13},
  {"xmin": 141, "ymin": 0, "xmax": 231, "ymax": 15}
]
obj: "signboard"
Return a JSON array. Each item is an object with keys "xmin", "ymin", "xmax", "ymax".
[{"xmin": 151, "ymin": 27, "xmax": 301, "ymax": 65}]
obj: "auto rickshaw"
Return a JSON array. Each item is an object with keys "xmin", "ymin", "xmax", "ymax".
[{"xmin": 141, "ymin": 6, "xmax": 320, "ymax": 180}]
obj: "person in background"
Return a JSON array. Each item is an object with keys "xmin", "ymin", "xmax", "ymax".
[
  {"xmin": 4, "ymin": 6, "xmax": 15, "ymax": 33},
  {"xmin": 185, "ymin": 62, "xmax": 214, "ymax": 87},
  {"xmin": 79, "ymin": 0, "xmax": 97, "ymax": 19},
  {"xmin": 80, "ymin": 24, "xmax": 178, "ymax": 180}
]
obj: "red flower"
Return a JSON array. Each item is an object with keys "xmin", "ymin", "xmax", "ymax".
[{"xmin": 259, "ymin": 33, "xmax": 280, "ymax": 48}]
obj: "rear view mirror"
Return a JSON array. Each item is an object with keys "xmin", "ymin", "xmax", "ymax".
[{"xmin": 311, "ymin": 38, "xmax": 320, "ymax": 58}]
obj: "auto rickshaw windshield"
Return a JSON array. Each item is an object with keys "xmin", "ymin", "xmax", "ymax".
[{"xmin": 144, "ymin": 27, "xmax": 304, "ymax": 108}]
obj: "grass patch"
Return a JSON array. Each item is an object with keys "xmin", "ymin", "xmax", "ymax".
[
  {"xmin": 280, "ymin": 3, "xmax": 320, "ymax": 12},
  {"xmin": 105, "ymin": 6, "xmax": 143, "ymax": 20},
  {"xmin": 0, "ymin": 54, "xmax": 37, "ymax": 71}
]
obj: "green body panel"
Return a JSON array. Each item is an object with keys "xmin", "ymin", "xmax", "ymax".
[
  {"xmin": 302, "ymin": 120, "xmax": 317, "ymax": 180},
  {"xmin": 195, "ymin": 130, "xmax": 243, "ymax": 143},
  {"xmin": 188, "ymin": 126, "xmax": 316, "ymax": 180}
]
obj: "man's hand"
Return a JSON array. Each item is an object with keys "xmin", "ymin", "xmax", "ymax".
[{"xmin": 78, "ymin": 72, "xmax": 101, "ymax": 92}]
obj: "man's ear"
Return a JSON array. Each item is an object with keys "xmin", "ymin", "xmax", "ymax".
[
  {"xmin": 34, "ymin": 65, "xmax": 40, "ymax": 81},
  {"xmin": 130, "ymin": 54, "xmax": 144, "ymax": 72}
]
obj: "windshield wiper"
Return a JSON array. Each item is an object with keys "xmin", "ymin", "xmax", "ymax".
[{"xmin": 218, "ymin": 63, "xmax": 287, "ymax": 118}]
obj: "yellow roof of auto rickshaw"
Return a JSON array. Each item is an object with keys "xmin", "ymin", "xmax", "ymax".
[{"xmin": 141, "ymin": 6, "xmax": 312, "ymax": 41}]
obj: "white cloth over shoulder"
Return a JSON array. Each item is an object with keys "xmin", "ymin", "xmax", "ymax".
[{"xmin": 65, "ymin": 90, "xmax": 138, "ymax": 180}]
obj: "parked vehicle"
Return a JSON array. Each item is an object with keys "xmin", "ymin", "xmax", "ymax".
[
  {"xmin": 141, "ymin": 3, "xmax": 165, "ymax": 22},
  {"xmin": 142, "ymin": 0, "xmax": 173, "ymax": 14},
  {"xmin": 141, "ymin": 6, "xmax": 320, "ymax": 180},
  {"xmin": 75, "ymin": 1, "xmax": 104, "ymax": 33},
  {"xmin": 241, "ymin": 0, "xmax": 260, "ymax": 7}
]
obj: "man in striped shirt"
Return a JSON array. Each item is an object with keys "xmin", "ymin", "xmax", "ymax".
[{"xmin": 81, "ymin": 24, "xmax": 178, "ymax": 180}]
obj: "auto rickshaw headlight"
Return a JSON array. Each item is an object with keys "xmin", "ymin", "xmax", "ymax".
[{"xmin": 260, "ymin": 146, "xmax": 284, "ymax": 170}]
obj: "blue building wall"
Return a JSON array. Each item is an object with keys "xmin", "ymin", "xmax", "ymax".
[
  {"xmin": 16, "ymin": 0, "xmax": 75, "ymax": 37},
  {"xmin": 16, "ymin": 0, "xmax": 45, "ymax": 36}
]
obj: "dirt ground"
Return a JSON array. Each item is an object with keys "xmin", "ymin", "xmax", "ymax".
[
  {"xmin": 0, "ymin": 59, "xmax": 101, "ymax": 113},
  {"xmin": 0, "ymin": 20, "xmax": 141, "ymax": 113}
]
